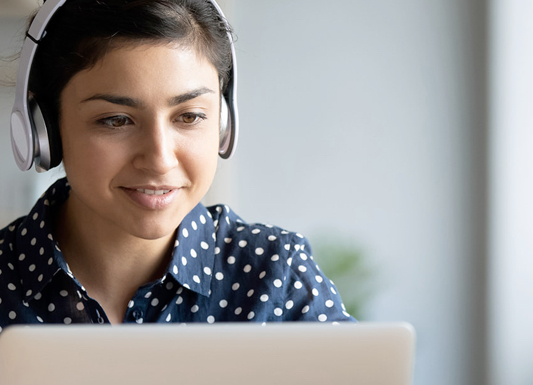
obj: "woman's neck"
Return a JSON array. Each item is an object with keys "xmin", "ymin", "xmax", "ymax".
[{"xmin": 54, "ymin": 195, "xmax": 175, "ymax": 324}]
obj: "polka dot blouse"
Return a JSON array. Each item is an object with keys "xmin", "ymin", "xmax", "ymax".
[{"xmin": 0, "ymin": 178, "xmax": 355, "ymax": 331}]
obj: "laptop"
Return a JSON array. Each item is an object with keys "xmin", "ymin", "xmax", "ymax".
[{"xmin": 0, "ymin": 322, "xmax": 415, "ymax": 385}]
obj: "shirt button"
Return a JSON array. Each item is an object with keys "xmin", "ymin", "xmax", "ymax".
[{"xmin": 132, "ymin": 309, "xmax": 144, "ymax": 322}]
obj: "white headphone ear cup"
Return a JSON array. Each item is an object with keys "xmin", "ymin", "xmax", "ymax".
[
  {"xmin": 29, "ymin": 97, "xmax": 52, "ymax": 171},
  {"xmin": 219, "ymin": 96, "xmax": 232, "ymax": 155}
]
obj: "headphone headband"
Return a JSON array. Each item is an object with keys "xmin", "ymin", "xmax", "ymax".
[{"xmin": 11, "ymin": 0, "xmax": 238, "ymax": 171}]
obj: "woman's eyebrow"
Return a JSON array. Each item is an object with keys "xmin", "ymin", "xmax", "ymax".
[
  {"xmin": 168, "ymin": 87, "xmax": 215, "ymax": 106},
  {"xmin": 80, "ymin": 87, "xmax": 215, "ymax": 107}
]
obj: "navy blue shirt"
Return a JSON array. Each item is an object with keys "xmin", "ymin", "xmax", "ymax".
[{"xmin": 0, "ymin": 178, "xmax": 354, "ymax": 331}]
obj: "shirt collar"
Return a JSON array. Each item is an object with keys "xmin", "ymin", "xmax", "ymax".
[
  {"xmin": 17, "ymin": 178, "xmax": 71, "ymax": 301},
  {"xmin": 16, "ymin": 178, "xmax": 217, "ymax": 300},
  {"xmin": 165, "ymin": 203, "xmax": 216, "ymax": 298}
]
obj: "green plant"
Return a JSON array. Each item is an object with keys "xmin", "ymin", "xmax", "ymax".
[{"xmin": 311, "ymin": 234, "xmax": 376, "ymax": 320}]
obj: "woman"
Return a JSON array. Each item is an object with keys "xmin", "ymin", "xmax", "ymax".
[{"xmin": 0, "ymin": 0, "xmax": 354, "ymax": 329}]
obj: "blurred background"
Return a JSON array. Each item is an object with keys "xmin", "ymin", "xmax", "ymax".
[{"xmin": 2, "ymin": 0, "xmax": 533, "ymax": 384}]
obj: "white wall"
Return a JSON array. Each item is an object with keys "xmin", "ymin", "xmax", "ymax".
[{"xmin": 489, "ymin": 1, "xmax": 533, "ymax": 384}]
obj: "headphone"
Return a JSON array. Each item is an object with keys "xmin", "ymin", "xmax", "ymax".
[{"xmin": 10, "ymin": 0, "xmax": 239, "ymax": 172}]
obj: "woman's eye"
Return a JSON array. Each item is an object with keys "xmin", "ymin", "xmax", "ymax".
[
  {"xmin": 179, "ymin": 113, "xmax": 206, "ymax": 125},
  {"xmin": 98, "ymin": 115, "xmax": 132, "ymax": 128}
]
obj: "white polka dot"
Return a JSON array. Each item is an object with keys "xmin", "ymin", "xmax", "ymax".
[
  {"xmin": 8, "ymin": 283, "xmax": 16, "ymax": 291},
  {"xmin": 274, "ymin": 308, "xmax": 283, "ymax": 316},
  {"xmin": 260, "ymin": 294, "xmax": 269, "ymax": 302},
  {"xmin": 224, "ymin": 238, "xmax": 232, "ymax": 244},
  {"xmin": 182, "ymin": 257, "xmax": 188, "ymax": 266},
  {"xmin": 298, "ymin": 265, "xmax": 307, "ymax": 273},
  {"xmin": 191, "ymin": 221, "xmax": 198, "ymax": 230},
  {"xmin": 287, "ymin": 258, "xmax": 293, "ymax": 266},
  {"xmin": 312, "ymin": 288, "xmax": 319, "ymax": 296},
  {"xmin": 215, "ymin": 247, "xmax": 221, "ymax": 255},
  {"xmin": 9, "ymin": 311, "xmax": 16, "ymax": 320},
  {"xmin": 268, "ymin": 235, "xmax": 277, "ymax": 241},
  {"xmin": 48, "ymin": 257, "xmax": 53, "ymax": 265},
  {"xmin": 330, "ymin": 287, "xmax": 337, "ymax": 295},
  {"xmin": 191, "ymin": 305, "xmax": 199, "ymax": 313},
  {"xmin": 25, "ymin": 290, "xmax": 32, "ymax": 297},
  {"xmin": 60, "ymin": 290, "xmax": 68, "ymax": 297},
  {"xmin": 252, "ymin": 229, "xmax": 261, "ymax": 234},
  {"xmin": 300, "ymin": 252, "xmax": 308, "ymax": 260},
  {"xmin": 255, "ymin": 248, "xmax": 264, "ymax": 256},
  {"xmin": 318, "ymin": 314, "xmax": 328, "ymax": 322},
  {"xmin": 173, "ymin": 265, "xmax": 179, "ymax": 274},
  {"xmin": 273, "ymin": 279, "xmax": 282, "ymax": 288},
  {"xmin": 166, "ymin": 314, "xmax": 172, "ymax": 322},
  {"xmin": 284, "ymin": 244, "xmax": 290, "ymax": 251},
  {"xmin": 38, "ymin": 274, "xmax": 43, "ymax": 282},
  {"xmin": 29, "ymin": 264, "xmax": 36, "ymax": 272},
  {"xmin": 204, "ymin": 267, "xmax": 212, "ymax": 275},
  {"xmin": 302, "ymin": 305, "xmax": 310, "ymax": 314},
  {"xmin": 190, "ymin": 249, "xmax": 197, "ymax": 258},
  {"xmin": 176, "ymin": 296, "xmax": 183, "ymax": 305},
  {"xmin": 34, "ymin": 292, "xmax": 42, "ymax": 300},
  {"xmin": 215, "ymin": 272, "xmax": 224, "ymax": 280},
  {"xmin": 247, "ymin": 311, "xmax": 255, "ymax": 320},
  {"xmin": 182, "ymin": 228, "xmax": 189, "ymax": 237},
  {"xmin": 294, "ymin": 281, "xmax": 303, "ymax": 289},
  {"xmin": 243, "ymin": 265, "xmax": 252, "ymax": 273},
  {"xmin": 232, "ymin": 283, "xmax": 240, "ymax": 291},
  {"xmin": 315, "ymin": 275, "xmax": 324, "ymax": 283},
  {"xmin": 39, "ymin": 247, "xmax": 44, "ymax": 255},
  {"xmin": 259, "ymin": 271, "xmax": 266, "ymax": 279},
  {"xmin": 30, "ymin": 238, "xmax": 36, "ymax": 246},
  {"xmin": 144, "ymin": 291, "xmax": 152, "ymax": 298},
  {"xmin": 18, "ymin": 254, "xmax": 25, "ymax": 261},
  {"xmin": 64, "ymin": 317, "xmax": 72, "ymax": 325},
  {"xmin": 285, "ymin": 300, "xmax": 294, "ymax": 310},
  {"xmin": 200, "ymin": 215, "xmax": 206, "ymax": 224},
  {"xmin": 193, "ymin": 275, "xmax": 201, "ymax": 283},
  {"xmin": 219, "ymin": 300, "xmax": 228, "ymax": 308},
  {"xmin": 36, "ymin": 316, "xmax": 43, "ymax": 323},
  {"xmin": 237, "ymin": 226, "xmax": 245, "ymax": 232},
  {"xmin": 239, "ymin": 240, "xmax": 247, "ymax": 248},
  {"xmin": 326, "ymin": 300, "xmax": 335, "ymax": 308},
  {"xmin": 21, "ymin": 228, "xmax": 27, "ymax": 236},
  {"xmin": 40, "ymin": 221, "xmax": 45, "ymax": 229},
  {"xmin": 201, "ymin": 241, "xmax": 209, "ymax": 250},
  {"xmin": 77, "ymin": 302, "xmax": 85, "ymax": 311},
  {"xmin": 247, "ymin": 289, "xmax": 254, "ymax": 297},
  {"xmin": 151, "ymin": 298, "xmax": 159, "ymax": 307},
  {"xmin": 234, "ymin": 307, "xmax": 242, "ymax": 315},
  {"xmin": 295, "ymin": 245, "xmax": 301, "ymax": 251},
  {"xmin": 48, "ymin": 303, "xmax": 55, "ymax": 312},
  {"xmin": 271, "ymin": 254, "xmax": 279, "ymax": 261},
  {"xmin": 32, "ymin": 212, "xmax": 38, "ymax": 220},
  {"xmin": 227, "ymin": 256, "xmax": 236, "ymax": 264},
  {"xmin": 207, "ymin": 316, "xmax": 215, "ymax": 324}
]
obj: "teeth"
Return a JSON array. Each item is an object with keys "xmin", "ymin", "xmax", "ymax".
[{"xmin": 136, "ymin": 189, "xmax": 171, "ymax": 195}]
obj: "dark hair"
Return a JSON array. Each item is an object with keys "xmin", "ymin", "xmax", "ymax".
[{"xmin": 28, "ymin": 0, "xmax": 233, "ymax": 146}]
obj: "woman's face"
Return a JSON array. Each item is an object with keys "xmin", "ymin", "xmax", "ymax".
[{"xmin": 59, "ymin": 43, "xmax": 220, "ymax": 240}]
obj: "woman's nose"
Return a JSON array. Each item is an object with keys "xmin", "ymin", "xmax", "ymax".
[{"xmin": 132, "ymin": 121, "xmax": 179, "ymax": 175}]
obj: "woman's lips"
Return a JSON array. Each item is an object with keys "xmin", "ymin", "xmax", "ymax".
[{"xmin": 121, "ymin": 187, "xmax": 180, "ymax": 210}]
